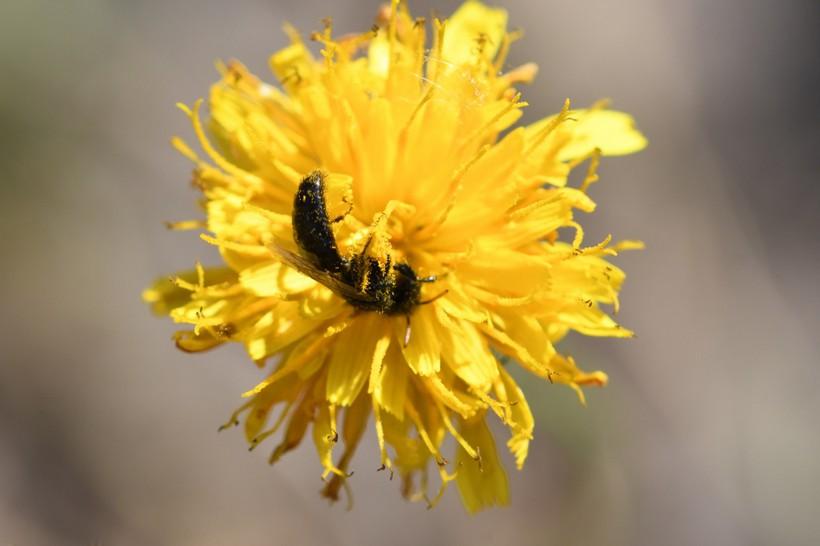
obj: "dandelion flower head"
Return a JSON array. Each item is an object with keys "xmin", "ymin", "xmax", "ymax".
[{"xmin": 144, "ymin": 0, "xmax": 647, "ymax": 512}]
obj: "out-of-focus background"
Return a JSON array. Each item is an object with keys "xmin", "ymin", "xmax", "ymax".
[{"xmin": 1, "ymin": 0, "xmax": 818, "ymax": 544}]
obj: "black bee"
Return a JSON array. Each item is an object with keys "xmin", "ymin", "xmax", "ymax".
[{"xmin": 276, "ymin": 171, "xmax": 444, "ymax": 342}]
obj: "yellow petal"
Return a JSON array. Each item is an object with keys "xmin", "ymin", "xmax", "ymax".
[
  {"xmin": 455, "ymin": 416, "xmax": 510, "ymax": 513},
  {"xmin": 382, "ymin": 410, "xmax": 427, "ymax": 470},
  {"xmin": 269, "ymin": 34, "xmax": 316, "ymax": 92},
  {"xmin": 442, "ymin": 1, "xmax": 508, "ymax": 66},
  {"xmin": 496, "ymin": 368, "xmax": 534, "ymax": 469},
  {"xmin": 374, "ymin": 343, "xmax": 409, "ymax": 419},
  {"xmin": 424, "ymin": 376, "xmax": 480, "ymax": 419},
  {"xmin": 557, "ymin": 304, "xmax": 633, "ymax": 338},
  {"xmin": 437, "ymin": 315, "xmax": 499, "ymax": 389},
  {"xmin": 327, "ymin": 314, "xmax": 390, "ymax": 406},
  {"xmin": 494, "ymin": 312, "xmax": 557, "ymax": 373},
  {"xmin": 549, "ymin": 353, "xmax": 609, "ymax": 405},
  {"xmin": 173, "ymin": 330, "xmax": 223, "ymax": 353},
  {"xmin": 397, "ymin": 305, "xmax": 441, "ymax": 376},
  {"xmin": 239, "ymin": 261, "xmax": 316, "ymax": 297},
  {"xmin": 367, "ymin": 30, "xmax": 390, "ymax": 78},
  {"xmin": 145, "ymin": 0, "xmax": 648, "ymax": 511},
  {"xmin": 321, "ymin": 394, "xmax": 370, "ymax": 502},
  {"xmin": 269, "ymin": 391, "xmax": 313, "ymax": 464},
  {"xmin": 246, "ymin": 301, "xmax": 323, "ymax": 361},
  {"xmin": 457, "ymin": 249, "xmax": 551, "ymax": 298},
  {"xmin": 312, "ymin": 403, "xmax": 344, "ymax": 478},
  {"xmin": 143, "ymin": 267, "xmax": 235, "ymax": 316},
  {"xmin": 244, "ymin": 372, "xmax": 299, "ymax": 442},
  {"xmin": 557, "ymin": 109, "xmax": 648, "ymax": 161}
]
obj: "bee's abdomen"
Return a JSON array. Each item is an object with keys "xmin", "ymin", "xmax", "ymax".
[{"xmin": 292, "ymin": 171, "xmax": 346, "ymax": 274}]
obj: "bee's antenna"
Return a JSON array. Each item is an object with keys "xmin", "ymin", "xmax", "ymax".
[{"xmin": 419, "ymin": 290, "xmax": 448, "ymax": 305}]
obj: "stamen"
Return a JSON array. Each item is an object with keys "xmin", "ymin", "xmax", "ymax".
[
  {"xmin": 611, "ymin": 240, "xmax": 645, "ymax": 252},
  {"xmin": 492, "ymin": 376, "xmax": 532, "ymax": 437},
  {"xmin": 567, "ymin": 220, "xmax": 585, "ymax": 249},
  {"xmin": 170, "ymin": 276, "xmax": 198, "ymax": 293},
  {"xmin": 491, "ymin": 33, "xmax": 511, "ymax": 77},
  {"xmin": 327, "ymin": 403, "xmax": 339, "ymax": 443},
  {"xmin": 249, "ymin": 399, "xmax": 295, "ymax": 451},
  {"xmin": 426, "ymin": 18, "xmax": 447, "ymax": 84},
  {"xmin": 524, "ymin": 98, "xmax": 572, "ymax": 157},
  {"xmin": 188, "ymin": 99, "xmax": 255, "ymax": 181},
  {"xmin": 492, "ymin": 30, "xmax": 523, "ymax": 76},
  {"xmin": 404, "ymin": 401, "xmax": 446, "ymax": 465},
  {"xmin": 218, "ymin": 400, "xmax": 254, "ymax": 432},
  {"xmin": 470, "ymin": 388, "xmax": 510, "ymax": 425},
  {"xmin": 428, "ymin": 460, "xmax": 458, "ymax": 509},
  {"xmin": 170, "ymin": 136, "xmax": 199, "ymax": 162},
  {"xmin": 200, "ymin": 234, "xmax": 270, "ymax": 258},
  {"xmin": 241, "ymin": 323, "xmax": 346, "ymax": 398},
  {"xmin": 282, "ymin": 22, "xmax": 303, "ymax": 46},
  {"xmin": 195, "ymin": 261, "xmax": 205, "ymax": 290},
  {"xmin": 424, "ymin": 376, "xmax": 475, "ymax": 418},
  {"xmin": 398, "ymin": 86, "xmax": 434, "ymax": 145},
  {"xmin": 459, "ymin": 92, "xmax": 527, "ymax": 154},
  {"xmin": 372, "ymin": 401, "xmax": 394, "ymax": 474},
  {"xmin": 434, "ymin": 399, "xmax": 480, "ymax": 460},
  {"xmin": 480, "ymin": 325, "xmax": 556, "ymax": 383},
  {"xmin": 498, "ymin": 62, "xmax": 538, "ymax": 90},
  {"xmin": 387, "ymin": 0, "xmax": 400, "ymax": 56},
  {"xmin": 411, "ymin": 17, "xmax": 426, "ymax": 76},
  {"xmin": 229, "ymin": 297, "xmax": 279, "ymax": 324},
  {"xmin": 318, "ymin": 405, "xmax": 346, "ymax": 481},
  {"xmin": 562, "ymin": 147, "xmax": 605, "ymax": 194}
]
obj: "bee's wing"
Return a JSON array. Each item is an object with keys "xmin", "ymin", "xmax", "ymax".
[{"xmin": 272, "ymin": 241, "xmax": 378, "ymax": 305}]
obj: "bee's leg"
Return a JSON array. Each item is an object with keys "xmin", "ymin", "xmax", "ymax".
[
  {"xmin": 353, "ymin": 234, "xmax": 373, "ymax": 267},
  {"xmin": 361, "ymin": 233, "xmax": 374, "ymax": 255},
  {"xmin": 420, "ymin": 290, "xmax": 449, "ymax": 305},
  {"xmin": 357, "ymin": 234, "xmax": 374, "ymax": 270},
  {"xmin": 352, "ymin": 234, "xmax": 375, "ymax": 292},
  {"xmin": 404, "ymin": 314, "xmax": 412, "ymax": 347},
  {"xmin": 331, "ymin": 196, "xmax": 354, "ymax": 223}
]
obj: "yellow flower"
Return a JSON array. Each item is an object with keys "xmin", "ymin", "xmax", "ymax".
[{"xmin": 144, "ymin": 0, "xmax": 646, "ymax": 512}]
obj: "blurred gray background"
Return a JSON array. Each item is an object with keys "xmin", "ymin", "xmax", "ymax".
[{"xmin": 1, "ymin": 0, "xmax": 818, "ymax": 544}]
